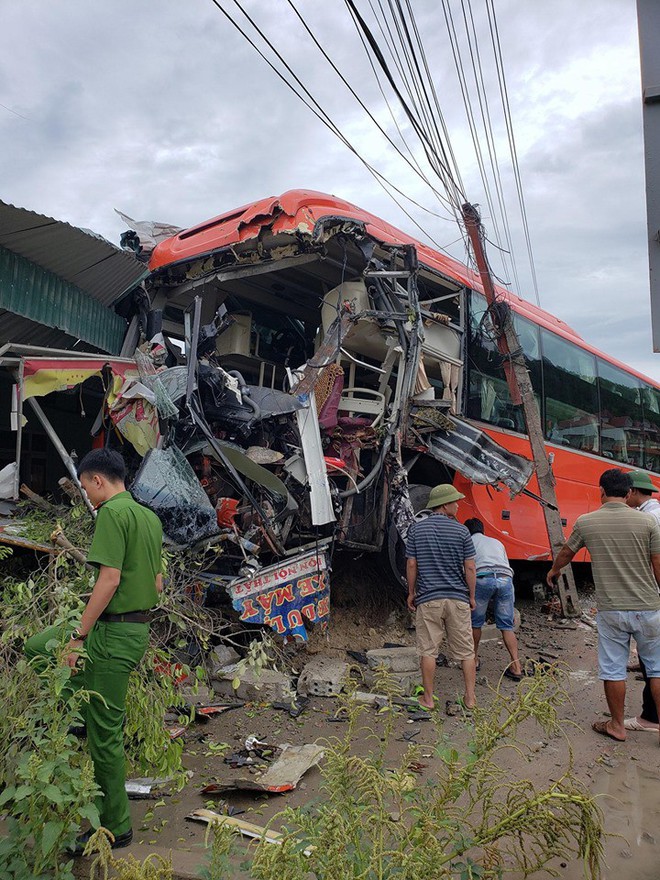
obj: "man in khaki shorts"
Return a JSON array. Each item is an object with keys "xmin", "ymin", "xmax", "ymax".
[{"xmin": 406, "ymin": 484, "xmax": 477, "ymax": 711}]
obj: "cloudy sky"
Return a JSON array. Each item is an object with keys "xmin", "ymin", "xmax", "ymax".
[{"xmin": 1, "ymin": 1, "xmax": 655, "ymax": 378}]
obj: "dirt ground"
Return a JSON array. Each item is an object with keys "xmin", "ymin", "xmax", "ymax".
[{"xmin": 76, "ymin": 598, "xmax": 660, "ymax": 880}]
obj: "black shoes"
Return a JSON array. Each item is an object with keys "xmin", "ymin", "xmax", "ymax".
[{"xmin": 70, "ymin": 827, "xmax": 133, "ymax": 856}]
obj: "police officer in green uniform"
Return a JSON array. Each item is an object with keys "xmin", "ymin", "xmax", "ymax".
[{"xmin": 25, "ymin": 449, "xmax": 163, "ymax": 852}]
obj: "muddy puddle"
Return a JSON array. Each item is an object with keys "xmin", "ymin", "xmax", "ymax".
[{"xmin": 564, "ymin": 758, "xmax": 660, "ymax": 879}]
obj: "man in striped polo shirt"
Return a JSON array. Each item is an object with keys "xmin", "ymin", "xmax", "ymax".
[
  {"xmin": 406, "ymin": 484, "xmax": 477, "ymax": 712},
  {"xmin": 547, "ymin": 468, "xmax": 660, "ymax": 743}
]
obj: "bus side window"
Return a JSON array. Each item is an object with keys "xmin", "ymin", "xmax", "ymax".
[
  {"xmin": 541, "ymin": 330, "xmax": 599, "ymax": 453},
  {"xmin": 467, "ymin": 291, "xmax": 539, "ymax": 432},
  {"xmin": 642, "ymin": 385, "xmax": 660, "ymax": 474},
  {"xmin": 598, "ymin": 360, "xmax": 644, "ymax": 468}
]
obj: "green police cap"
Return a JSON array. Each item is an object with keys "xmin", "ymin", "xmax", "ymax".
[
  {"xmin": 427, "ymin": 484, "xmax": 465, "ymax": 508},
  {"xmin": 629, "ymin": 471, "xmax": 658, "ymax": 493}
]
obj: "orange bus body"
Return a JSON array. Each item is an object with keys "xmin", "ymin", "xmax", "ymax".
[{"xmin": 149, "ymin": 189, "xmax": 660, "ymax": 562}]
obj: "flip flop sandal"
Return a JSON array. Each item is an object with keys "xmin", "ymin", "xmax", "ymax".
[
  {"xmin": 592, "ymin": 720, "xmax": 625, "ymax": 742},
  {"xmin": 503, "ymin": 668, "xmax": 523, "ymax": 682},
  {"xmin": 623, "ymin": 717, "xmax": 659, "ymax": 732}
]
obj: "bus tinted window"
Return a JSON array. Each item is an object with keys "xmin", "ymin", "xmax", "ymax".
[
  {"xmin": 597, "ymin": 360, "xmax": 644, "ymax": 466},
  {"xmin": 467, "ymin": 293, "xmax": 511, "ymax": 427},
  {"xmin": 541, "ymin": 330, "xmax": 599, "ymax": 453},
  {"xmin": 642, "ymin": 385, "xmax": 660, "ymax": 473},
  {"xmin": 514, "ymin": 312, "xmax": 543, "ymax": 418},
  {"xmin": 467, "ymin": 292, "xmax": 540, "ymax": 431}
]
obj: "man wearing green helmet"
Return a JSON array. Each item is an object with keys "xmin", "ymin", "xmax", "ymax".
[
  {"xmin": 624, "ymin": 471, "xmax": 660, "ymax": 734},
  {"xmin": 406, "ymin": 483, "xmax": 477, "ymax": 713}
]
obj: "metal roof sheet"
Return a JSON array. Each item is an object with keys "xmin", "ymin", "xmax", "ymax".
[
  {"xmin": 0, "ymin": 200, "xmax": 146, "ymax": 307},
  {"xmin": 0, "ymin": 309, "xmax": 98, "ymax": 352}
]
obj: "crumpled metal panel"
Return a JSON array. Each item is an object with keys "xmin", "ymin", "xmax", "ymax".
[{"xmin": 426, "ymin": 416, "xmax": 534, "ymax": 495}]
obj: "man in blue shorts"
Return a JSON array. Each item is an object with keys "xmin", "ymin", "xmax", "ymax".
[
  {"xmin": 464, "ymin": 518, "xmax": 523, "ymax": 681},
  {"xmin": 547, "ymin": 468, "xmax": 660, "ymax": 743}
]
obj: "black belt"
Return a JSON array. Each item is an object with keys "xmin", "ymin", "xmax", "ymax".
[{"xmin": 98, "ymin": 611, "xmax": 152, "ymax": 623}]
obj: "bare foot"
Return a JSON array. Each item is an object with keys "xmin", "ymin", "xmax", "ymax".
[{"xmin": 418, "ymin": 698, "xmax": 434, "ymax": 710}]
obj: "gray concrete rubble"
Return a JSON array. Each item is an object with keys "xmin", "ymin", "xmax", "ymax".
[
  {"xmin": 352, "ymin": 691, "xmax": 390, "ymax": 708},
  {"xmin": 212, "ymin": 664, "xmax": 294, "ymax": 703},
  {"xmin": 211, "ymin": 644, "xmax": 241, "ymax": 671},
  {"xmin": 478, "ymin": 609, "xmax": 521, "ymax": 642},
  {"xmin": 366, "ymin": 646, "xmax": 418, "ymax": 672},
  {"xmin": 297, "ymin": 657, "xmax": 350, "ymax": 697},
  {"xmin": 180, "ymin": 684, "xmax": 214, "ymax": 706}
]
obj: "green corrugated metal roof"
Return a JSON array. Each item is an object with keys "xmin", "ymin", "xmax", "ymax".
[{"xmin": 0, "ymin": 245, "xmax": 126, "ymax": 354}]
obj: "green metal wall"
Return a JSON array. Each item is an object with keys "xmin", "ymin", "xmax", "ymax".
[{"xmin": 0, "ymin": 245, "xmax": 127, "ymax": 353}]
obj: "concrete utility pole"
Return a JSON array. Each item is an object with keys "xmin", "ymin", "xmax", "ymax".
[
  {"xmin": 637, "ymin": 0, "xmax": 660, "ymax": 351},
  {"xmin": 462, "ymin": 203, "xmax": 580, "ymax": 617}
]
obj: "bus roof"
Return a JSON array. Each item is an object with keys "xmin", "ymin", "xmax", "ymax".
[{"xmin": 149, "ymin": 188, "xmax": 660, "ymax": 391}]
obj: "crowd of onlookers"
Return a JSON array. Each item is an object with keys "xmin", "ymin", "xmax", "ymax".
[{"xmin": 405, "ymin": 469, "xmax": 660, "ymax": 744}]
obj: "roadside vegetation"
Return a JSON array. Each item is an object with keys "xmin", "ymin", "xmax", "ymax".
[{"xmin": 0, "ymin": 500, "xmax": 604, "ymax": 879}]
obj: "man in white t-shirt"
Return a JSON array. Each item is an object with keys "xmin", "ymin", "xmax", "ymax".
[
  {"xmin": 624, "ymin": 470, "xmax": 660, "ymax": 734},
  {"xmin": 464, "ymin": 518, "xmax": 523, "ymax": 681}
]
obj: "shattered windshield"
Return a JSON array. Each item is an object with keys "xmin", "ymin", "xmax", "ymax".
[{"xmin": 131, "ymin": 445, "xmax": 219, "ymax": 546}]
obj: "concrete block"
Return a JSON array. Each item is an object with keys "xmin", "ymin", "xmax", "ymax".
[
  {"xmin": 297, "ymin": 657, "xmax": 350, "ymax": 697},
  {"xmin": 212, "ymin": 664, "xmax": 293, "ymax": 703},
  {"xmin": 362, "ymin": 667, "xmax": 420, "ymax": 696},
  {"xmin": 213, "ymin": 644, "xmax": 241, "ymax": 667},
  {"xmin": 352, "ymin": 691, "xmax": 389, "ymax": 708},
  {"xmin": 180, "ymin": 684, "xmax": 214, "ymax": 705},
  {"xmin": 479, "ymin": 609, "xmax": 521, "ymax": 642},
  {"xmin": 366, "ymin": 647, "xmax": 418, "ymax": 673}
]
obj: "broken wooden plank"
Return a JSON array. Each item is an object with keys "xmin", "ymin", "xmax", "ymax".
[{"xmin": 186, "ymin": 809, "xmax": 314, "ymax": 855}]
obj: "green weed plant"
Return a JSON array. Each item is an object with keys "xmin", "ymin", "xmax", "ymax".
[{"xmin": 245, "ymin": 665, "xmax": 603, "ymax": 880}]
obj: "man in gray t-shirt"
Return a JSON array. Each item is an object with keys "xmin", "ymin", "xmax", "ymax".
[
  {"xmin": 406, "ymin": 484, "xmax": 476, "ymax": 712},
  {"xmin": 547, "ymin": 468, "xmax": 660, "ymax": 744}
]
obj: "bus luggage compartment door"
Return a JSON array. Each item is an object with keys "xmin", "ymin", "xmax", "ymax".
[{"xmin": 425, "ymin": 417, "xmax": 533, "ymax": 495}]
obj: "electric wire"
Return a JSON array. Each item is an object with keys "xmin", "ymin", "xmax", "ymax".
[
  {"xmin": 460, "ymin": 0, "xmax": 521, "ymax": 295},
  {"xmin": 440, "ymin": 0, "xmax": 513, "ymax": 285},
  {"xmin": 485, "ymin": 0, "xmax": 541, "ymax": 306},
  {"xmin": 208, "ymin": 0, "xmax": 454, "ymax": 252},
  {"xmin": 343, "ymin": 0, "xmax": 465, "ymax": 212},
  {"xmin": 284, "ymin": 0, "xmax": 457, "ymax": 220},
  {"xmin": 211, "ymin": 0, "xmax": 539, "ymax": 308}
]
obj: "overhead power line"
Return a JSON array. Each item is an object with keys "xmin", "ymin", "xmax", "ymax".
[
  {"xmin": 208, "ymin": 0, "xmax": 541, "ymax": 306},
  {"xmin": 208, "ymin": 0, "xmax": 458, "ymax": 253}
]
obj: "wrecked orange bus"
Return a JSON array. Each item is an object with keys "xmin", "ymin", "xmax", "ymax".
[
  {"xmin": 143, "ymin": 190, "xmax": 660, "ymax": 571},
  {"xmin": 3, "ymin": 189, "xmax": 659, "ymax": 639}
]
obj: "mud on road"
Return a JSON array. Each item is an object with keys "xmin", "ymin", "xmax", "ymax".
[{"xmin": 96, "ymin": 599, "xmax": 660, "ymax": 880}]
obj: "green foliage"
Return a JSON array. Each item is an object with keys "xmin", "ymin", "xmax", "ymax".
[
  {"xmin": 15, "ymin": 498, "xmax": 95, "ymax": 547},
  {"xmin": 247, "ymin": 666, "xmax": 603, "ymax": 880},
  {"xmin": 198, "ymin": 821, "xmax": 239, "ymax": 880},
  {"xmin": 84, "ymin": 828, "xmax": 174, "ymax": 879},
  {"xmin": 0, "ymin": 544, "xmax": 12, "ymax": 561},
  {"xmin": 124, "ymin": 648, "xmax": 188, "ymax": 788},
  {"xmin": 0, "ymin": 499, "xmax": 236, "ymax": 876},
  {"xmin": 0, "ymin": 648, "xmax": 100, "ymax": 880}
]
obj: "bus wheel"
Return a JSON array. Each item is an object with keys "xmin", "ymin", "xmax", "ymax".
[{"xmin": 387, "ymin": 484, "xmax": 433, "ymax": 587}]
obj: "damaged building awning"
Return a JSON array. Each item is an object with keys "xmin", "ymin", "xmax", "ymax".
[{"xmin": 0, "ymin": 200, "xmax": 146, "ymax": 353}]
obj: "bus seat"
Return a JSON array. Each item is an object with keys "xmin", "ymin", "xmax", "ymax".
[{"xmin": 337, "ymin": 387, "xmax": 386, "ymax": 428}]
